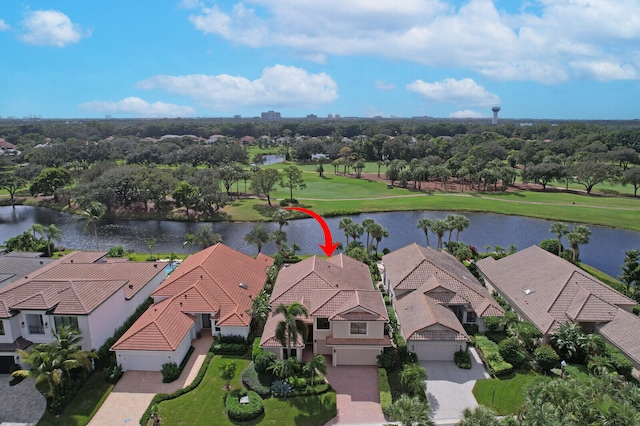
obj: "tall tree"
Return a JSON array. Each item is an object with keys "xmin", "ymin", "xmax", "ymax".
[
  {"xmin": 270, "ymin": 229, "xmax": 287, "ymax": 254},
  {"xmin": 43, "ymin": 224, "xmax": 62, "ymax": 257},
  {"xmin": 172, "ymin": 181, "xmax": 198, "ymax": 218},
  {"xmin": 416, "ymin": 218, "xmax": 432, "ymax": 247},
  {"xmin": 621, "ymin": 167, "xmax": 640, "ymax": 197},
  {"xmin": 302, "ymin": 354, "xmax": 327, "ymax": 386},
  {"xmin": 79, "ymin": 201, "xmax": 106, "ymax": 251},
  {"xmin": 251, "ymin": 168, "xmax": 281, "ymax": 206},
  {"xmin": 451, "ymin": 214, "xmax": 470, "ymax": 241},
  {"xmin": 370, "ymin": 223, "xmax": 389, "ymax": 257},
  {"xmin": 280, "ymin": 165, "xmax": 306, "ymax": 201},
  {"xmin": 549, "ymin": 222, "xmax": 569, "ymax": 256},
  {"xmin": 338, "ymin": 218, "xmax": 355, "ymax": 244},
  {"xmin": 274, "ymin": 302, "xmax": 309, "ymax": 359},
  {"xmin": 0, "ymin": 174, "xmax": 26, "ymax": 208},
  {"xmin": 570, "ymin": 162, "xmax": 619, "ymax": 194},
  {"xmin": 248, "ymin": 290, "xmax": 270, "ymax": 335},
  {"xmin": 430, "ymin": 219, "xmax": 448, "ymax": 249},
  {"xmin": 218, "ymin": 360, "xmax": 237, "ymax": 391},
  {"xmin": 565, "ymin": 225, "xmax": 591, "ymax": 263},
  {"xmin": 271, "ymin": 209, "xmax": 290, "ymax": 231},
  {"xmin": 244, "ymin": 224, "xmax": 270, "ymax": 254},
  {"xmin": 619, "ymin": 249, "xmax": 640, "ymax": 293}
]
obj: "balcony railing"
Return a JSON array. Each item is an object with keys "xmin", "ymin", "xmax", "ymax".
[{"xmin": 28, "ymin": 325, "xmax": 44, "ymax": 334}]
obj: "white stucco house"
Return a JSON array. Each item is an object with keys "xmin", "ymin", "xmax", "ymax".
[
  {"xmin": 0, "ymin": 251, "xmax": 168, "ymax": 373},
  {"xmin": 111, "ymin": 243, "xmax": 274, "ymax": 371}
]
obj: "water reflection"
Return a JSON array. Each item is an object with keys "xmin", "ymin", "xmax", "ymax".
[{"xmin": 1, "ymin": 206, "xmax": 638, "ymax": 277}]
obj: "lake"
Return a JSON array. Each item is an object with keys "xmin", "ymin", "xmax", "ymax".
[{"xmin": 1, "ymin": 206, "xmax": 638, "ymax": 278}]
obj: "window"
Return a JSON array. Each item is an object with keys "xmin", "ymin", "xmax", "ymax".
[
  {"xmin": 0, "ymin": 320, "xmax": 4, "ymax": 335},
  {"xmin": 26, "ymin": 314, "xmax": 44, "ymax": 335},
  {"xmin": 350, "ymin": 322, "xmax": 367, "ymax": 335},
  {"xmin": 466, "ymin": 311, "xmax": 477, "ymax": 323},
  {"xmin": 316, "ymin": 318, "xmax": 330, "ymax": 330},
  {"xmin": 54, "ymin": 316, "xmax": 79, "ymax": 332}
]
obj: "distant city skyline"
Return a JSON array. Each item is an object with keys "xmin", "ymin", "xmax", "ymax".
[{"xmin": 1, "ymin": 1, "xmax": 640, "ymax": 120}]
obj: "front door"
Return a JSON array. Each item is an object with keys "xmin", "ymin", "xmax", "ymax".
[{"xmin": 201, "ymin": 313, "xmax": 211, "ymax": 328}]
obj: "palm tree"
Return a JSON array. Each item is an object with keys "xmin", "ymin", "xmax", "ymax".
[
  {"xmin": 43, "ymin": 224, "xmax": 62, "ymax": 257},
  {"xmin": 248, "ymin": 290, "xmax": 270, "ymax": 334},
  {"xmin": 272, "ymin": 209, "xmax": 290, "ymax": 231},
  {"xmin": 338, "ymin": 218, "xmax": 355, "ymax": 244},
  {"xmin": 30, "ymin": 223, "xmax": 45, "ymax": 240},
  {"xmin": 51, "ymin": 326, "xmax": 96, "ymax": 377},
  {"xmin": 191, "ymin": 224, "xmax": 223, "ymax": 249},
  {"xmin": 361, "ymin": 218, "xmax": 376, "ymax": 252},
  {"xmin": 268, "ymin": 357, "xmax": 298, "ymax": 379},
  {"xmin": 79, "ymin": 201, "xmax": 106, "ymax": 251},
  {"xmin": 302, "ymin": 354, "xmax": 327, "ymax": 386},
  {"xmin": 416, "ymin": 218, "xmax": 432, "ymax": 246},
  {"xmin": 458, "ymin": 406, "xmax": 501, "ymax": 426},
  {"xmin": 345, "ymin": 222, "xmax": 364, "ymax": 245},
  {"xmin": 12, "ymin": 346, "xmax": 64, "ymax": 396},
  {"xmin": 565, "ymin": 225, "xmax": 591, "ymax": 263},
  {"xmin": 445, "ymin": 214, "xmax": 457, "ymax": 244},
  {"xmin": 387, "ymin": 394, "xmax": 434, "ymax": 426},
  {"xmin": 244, "ymin": 224, "xmax": 270, "ymax": 254},
  {"xmin": 430, "ymin": 218, "xmax": 448, "ymax": 249},
  {"xmin": 270, "ymin": 229, "xmax": 287, "ymax": 254},
  {"xmin": 550, "ymin": 222, "xmax": 569, "ymax": 255},
  {"xmin": 289, "ymin": 242, "xmax": 301, "ymax": 257},
  {"xmin": 451, "ymin": 214, "xmax": 470, "ymax": 241},
  {"xmin": 370, "ymin": 223, "xmax": 389, "ymax": 257},
  {"xmin": 400, "ymin": 363, "xmax": 427, "ymax": 398},
  {"xmin": 274, "ymin": 302, "xmax": 309, "ymax": 359}
]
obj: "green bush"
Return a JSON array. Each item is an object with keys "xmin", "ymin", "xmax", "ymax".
[
  {"xmin": 161, "ymin": 362, "xmax": 181, "ymax": 383},
  {"xmin": 454, "ymin": 350, "xmax": 472, "ymax": 369},
  {"xmin": 483, "ymin": 316, "xmax": 503, "ymax": 332},
  {"xmin": 604, "ymin": 343, "xmax": 634, "ymax": 379},
  {"xmin": 218, "ymin": 334, "xmax": 247, "ymax": 344},
  {"xmin": 322, "ymin": 209, "xmax": 359, "ymax": 217},
  {"xmin": 288, "ymin": 376, "xmax": 307, "ymax": 389},
  {"xmin": 241, "ymin": 362, "xmax": 273, "ymax": 397},
  {"xmin": 225, "ymin": 389, "xmax": 264, "ymax": 422},
  {"xmin": 107, "ymin": 245, "xmax": 125, "ymax": 257},
  {"xmin": 378, "ymin": 368, "xmax": 392, "ymax": 415},
  {"xmin": 47, "ymin": 374, "xmax": 86, "ymax": 414},
  {"xmin": 212, "ymin": 342, "xmax": 247, "ymax": 355},
  {"xmin": 474, "ymin": 335, "xmax": 512, "ymax": 376},
  {"xmin": 463, "ymin": 323, "xmax": 479, "ymax": 335},
  {"xmin": 104, "ymin": 363, "xmax": 123, "ymax": 383},
  {"xmin": 498, "ymin": 337, "xmax": 526, "ymax": 369},
  {"xmin": 252, "ymin": 337, "xmax": 263, "ymax": 360},
  {"xmin": 533, "ymin": 345, "xmax": 560, "ymax": 373},
  {"xmin": 539, "ymin": 239, "xmax": 562, "ymax": 255},
  {"xmin": 377, "ymin": 348, "xmax": 401, "ymax": 371},
  {"xmin": 254, "ymin": 352, "xmax": 277, "ymax": 373}
]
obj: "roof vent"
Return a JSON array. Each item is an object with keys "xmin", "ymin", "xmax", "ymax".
[
  {"xmin": 239, "ymin": 282, "xmax": 249, "ymax": 290},
  {"xmin": 523, "ymin": 288, "xmax": 535, "ymax": 295},
  {"xmin": 70, "ymin": 259, "xmax": 73, "ymax": 263},
  {"xmin": 154, "ymin": 264, "xmax": 158, "ymax": 268},
  {"xmin": 128, "ymin": 284, "xmax": 134, "ymax": 289}
]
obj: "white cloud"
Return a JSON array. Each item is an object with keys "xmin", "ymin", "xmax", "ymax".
[
  {"xmin": 570, "ymin": 61, "xmax": 637, "ymax": 81},
  {"xmin": 78, "ymin": 97, "xmax": 195, "ymax": 117},
  {"xmin": 185, "ymin": 0, "xmax": 640, "ymax": 83},
  {"xmin": 407, "ymin": 78, "xmax": 500, "ymax": 107},
  {"xmin": 0, "ymin": 19, "xmax": 10, "ymax": 31},
  {"xmin": 375, "ymin": 80, "xmax": 396, "ymax": 91},
  {"xmin": 449, "ymin": 110, "xmax": 487, "ymax": 118},
  {"xmin": 19, "ymin": 10, "xmax": 88, "ymax": 47},
  {"xmin": 136, "ymin": 65, "xmax": 338, "ymax": 110}
]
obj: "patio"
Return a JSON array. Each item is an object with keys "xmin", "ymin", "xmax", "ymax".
[{"xmin": 0, "ymin": 374, "xmax": 46, "ymax": 425}]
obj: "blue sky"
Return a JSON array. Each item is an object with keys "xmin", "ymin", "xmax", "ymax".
[{"xmin": 1, "ymin": 0, "xmax": 640, "ymax": 120}]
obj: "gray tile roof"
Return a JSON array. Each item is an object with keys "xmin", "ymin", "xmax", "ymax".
[
  {"xmin": 0, "ymin": 252, "xmax": 55, "ymax": 289},
  {"xmin": 596, "ymin": 308, "xmax": 640, "ymax": 367}
]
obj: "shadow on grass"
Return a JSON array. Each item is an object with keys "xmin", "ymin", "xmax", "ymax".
[{"xmin": 252, "ymin": 203, "xmax": 280, "ymax": 218}]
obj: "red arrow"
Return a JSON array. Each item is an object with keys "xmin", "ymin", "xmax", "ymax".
[{"xmin": 284, "ymin": 207, "xmax": 339, "ymax": 257}]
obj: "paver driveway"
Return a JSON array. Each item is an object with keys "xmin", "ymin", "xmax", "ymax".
[
  {"xmin": 324, "ymin": 359, "xmax": 387, "ymax": 425},
  {"xmin": 0, "ymin": 374, "xmax": 46, "ymax": 425},
  {"xmin": 421, "ymin": 348, "xmax": 489, "ymax": 424}
]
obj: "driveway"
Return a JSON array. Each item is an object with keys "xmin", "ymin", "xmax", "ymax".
[
  {"xmin": 324, "ymin": 358, "xmax": 387, "ymax": 425},
  {"xmin": 89, "ymin": 335, "xmax": 212, "ymax": 426},
  {"xmin": 0, "ymin": 374, "xmax": 46, "ymax": 425},
  {"xmin": 421, "ymin": 348, "xmax": 489, "ymax": 424}
]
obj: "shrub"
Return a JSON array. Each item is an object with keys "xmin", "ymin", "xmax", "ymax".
[
  {"xmin": 483, "ymin": 316, "xmax": 503, "ymax": 332},
  {"xmin": 47, "ymin": 374, "xmax": 85, "ymax": 414},
  {"xmin": 271, "ymin": 379, "xmax": 293, "ymax": 397},
  {"xmin": 377, "ymin": 348, "xmax": 401, "ymax": 371},
  {"xmin": 104, "ymin": 363, "xmax": 123, "ymax": 383},
  {"xmin": 322, "ymin": 209, "xmax": 359, "ymax": 217},
  {"xmin": 288, "ymin": 376, "xmax": 307, "ymax": 389},
  {"xmin": 540, "ymin": 239, "xmax": 562, "ymax": 255},
  {"xmin": 498, "ymin": 337, "xmax": 526, "ymax": 369},
  {"xmin": 218, "ymin": 334, "xmax": 247, "ymax": 344},
  {"xmin": 161, "ymin": 362, "xmax": 181, "ymax": 383},
  {"xmin": 378, "ymin": 368, "xmax": 392, "ymax": 415},
  {"xmin": 254, "ymin": 352, "xmax": 277, "ymax": 373},
  {"xmin": 463, "ymin": 323, "xmax": 479, "ymax": 335},
  {"xmin": 225, "ymin": 389, "xmax": 264, "ymax": 422},
  {"xmin": 212, "ymin": 342, "xmax": 247, "ymax": 355},
  {"xmin": 634, "ymin": 305, "xmax": 640, "ymax": 316},
  {"xmin": 474, "ymin": 335, "xmax": 513, "ymax": 376},
  {"xmin": 241, "ymin": 362, "xmax": 273, "ymax": 397},
  {"xmin": 604, "ymin": 343, "xmax": 634, "ymax": 379},
  {"xmin": 454, "ymin": 350, "xmax": 472, "ymax": 369},
  {"xmin": 534, "ymin": 345, "xmax": 560, "ymax": 373},
  {"xmin": 107, "ymin": 245, "xmax": 125, "ymax": 257},
  {"xmin": 252, "ymin": 337, "xmax": 263, "ymax": 360},
  {"xmin": 383, "ymin": 295, "xmax": 391, "ymax": 306}
]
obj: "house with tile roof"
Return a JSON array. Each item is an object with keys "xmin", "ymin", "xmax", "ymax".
[
  {"xmin": 383, "ymin": 243, "xmax": 503, "ymax": 361},
  {"xmin": 260, "ymin": 254, "xmax": 390, "ymax": 366},
  {"xmin": 112, "ymin": 243, "xmax": 273, "ymax": 371},
  {"xmin": 0, "ymin": 251, "xmax": 168, "ymax": 373},
  {"xmin": 0, "ymin": 251, "xmax": 56, "ymax": 290},
  {"xmin": 477, "ymin": 245, "xmax": 640, "ymax": 369}
]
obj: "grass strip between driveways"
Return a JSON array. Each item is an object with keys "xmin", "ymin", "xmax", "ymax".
[
  {"xmin": 472, "ymin": 369, "xmax": 541, "ymax": 415},
  {"xmin": 156, "ymin": 354, "xmax": 336, "ymax": 426},
  {"xmin": 37, "ymin": 371, "xmax": 114, "ymax": 426}
]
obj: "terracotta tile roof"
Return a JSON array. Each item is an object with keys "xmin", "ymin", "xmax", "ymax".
[
  {"xmin": 383, "ymin": 244, "xmax": 503, "ymax": 317},
  {"xmin": 152, "ymin": 244, "xmax": 273, "ymax": 327},
  {"xmin": 395, "ymin": 289, "xmax": 469, "ymax": 342},
  {"xmin": 0, "ymin": 252, "xmax": 166, "ymax": 318},
  {"xmin": 329, "ymin": 291, "xmax": 388, "ymax": 321},
  {"xmin": 596, "ymin": 308, "xmax": 640, "ymax": 367},
  {"xmin": 259, "ymin": 310, "xmax": 306, "ymax": 348},
  {"xmin": 111, "ymin": 297, "xmax": 196, "ymax": 351},
  {"xmin": 477, "ymin": 245, "xmax": 636, "ymax": 334},
  {"xmin": 325, "ymin": 335, "xmax": 391, "ymax": 346}
]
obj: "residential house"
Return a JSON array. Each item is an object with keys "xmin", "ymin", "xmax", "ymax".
[
  {"xmin": 477, "ymin": 245, "xmax": 640, "ymax": 369},
  {"xmin": 0, "ymin": 251, "xmax": 168, "ymax": 373},
  {"xmin": 111, "ymin": 243, "xmax": 273, "ymax": 371},
  {"xmin": 0, "ymin": 251, "xmax": 56, "ymax": 290},
  {"xmin": 383, "ymin": 244, "xmax": 503, "ymax": 361},
  {"xmin": 260, "ymin": 255, "xmax": 390, "ymax": 366}
]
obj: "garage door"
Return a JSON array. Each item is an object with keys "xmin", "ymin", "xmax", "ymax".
[
  {"xmin": 336, "ymin": 348, "xmax": 379, "ymax": 366},
  {"xmin": 0, "ymin": 355, "xmax": 15, "ymax": 374},
  {"xmin": 411, "ymin": 341, "xmax": 462, "ymax": 361}
]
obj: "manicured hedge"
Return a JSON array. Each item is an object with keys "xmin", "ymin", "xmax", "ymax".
[
  {"xmin": 226, "ymin": 389, "xmax": 264, "ymax": 422},
  {"xmin": 498, "ymin": 337, "xmax": 526, "ymax": 369},
  {"xmin": 474, "ymin": 335, "xmax": 513, "ymax": 376},
  {"xmin": 378, "ymin": 368, "xmax": 392, "ymax": 415},
  {"xmin": 604, "ymin": 343, "xmax": 634, "ymax": 379},
  {"xmin": 533, "ymin": 345, "xmax": 559, "ymax": 373},
  {"xmin": 454, "ymin": 350, "xmax": 472, "ymax": 369},
  {"xmin": 241, "ymin": 361, "xmax": 273, "ymax": 397},
  {"xmin": 252, "ymin": 337, "xmax": 263, "ymax": 360}
]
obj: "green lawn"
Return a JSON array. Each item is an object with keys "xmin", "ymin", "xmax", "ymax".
[
  {"xmin": 37, "ymin": 372, "xmax": 114, "ymax": 426},
  {"xmin": 156, "ymin": 355, "xmax": 336, "ymax": 426},
  {"xmin": 472, "ymin": 369, "xmax": 542, "ymax": 415}
]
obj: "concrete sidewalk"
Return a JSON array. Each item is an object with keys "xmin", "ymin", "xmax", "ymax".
[
  {"xmin": 88, "ymin": 334, "xmax": 212, "ymax": 426},
  {"xmin": 0, "ymin": 374, "xmax": 46, "ymax": 425}
]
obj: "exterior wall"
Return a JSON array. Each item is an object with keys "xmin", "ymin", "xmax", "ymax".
[
  {"xmin": 263, "ymin": 347, "xmax": 280, "ymax": 358},
  {"xmin": 219, "ymin": 326, "xmax": 250, "ymax": 339},
  {"xmin": 0, "ymin": 318, "xmax": 18, "ymax": 344},
  {"xmin": 333, "ymin": 347, "xmax": 382, "ymax": 366},
  {"xmin": 331, "ymin": 321, "xmax": 385, "ymax": 339},
  {"xmin": 86, "ymin": 288, "xmax": 128, "ymax": 350},
  {"xmin": 313, "ymin": 317, "xmax": 332, "ymax": 355},
  {"xmin": 126, "ymin": 270, "xmax": 166, "ymax": 311},
  {"xmin": 19, "ymin": 310, "xmax": 55, "ymax": 345},
  {"xmin": 116, "ymin": 326, "xmax": 194, "ymax": 371}
]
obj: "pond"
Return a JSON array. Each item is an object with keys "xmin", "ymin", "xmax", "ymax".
[{"xmin": 1, "ymin": 206, "xmax": 638, "ymax": 278}]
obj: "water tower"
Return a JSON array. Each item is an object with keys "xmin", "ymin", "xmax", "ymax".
[{"xmin": 491, "ymin": 106, "xmax": 501, "ymax": 125}]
